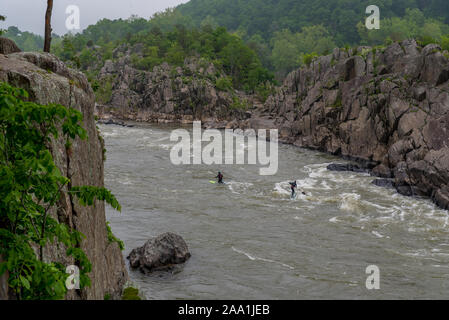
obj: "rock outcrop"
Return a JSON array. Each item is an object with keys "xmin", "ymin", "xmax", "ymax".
[
  {"xmin": 95, "ymin": 39, "xmax": 449, "ymax": 210},
  {"xmin": 127, "ymin": 233, "xmax": 191, "ymax": 273},
  {"xmin": 0, "ymin": 51, "xmax": 128, "ymax": 299},
  {"xmin": 263, "ymin": 40, "xmax": 449, "ymax": 209},
  {"xmin": 0, "ymin": 37, "xmax": 21, "ymax": 55},
  {"xmin": 95, "ymin": 46, "xmax": 251, "ymax": 125}
]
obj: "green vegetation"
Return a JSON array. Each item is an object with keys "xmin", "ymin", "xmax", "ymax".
[
  {"xmin": 177, "ymin": 1, "xmax": 449, "ymax": 77},
  {"xmin": 4, "ymin": 2, "xmax": 449, "ymax": 80},
  {"xmin": 122, "ymin": 286, "xmax": 141, "ymax": 300},
  {"xmin": 254, "ymin": 81, "xmax": 276, "ymax": 103},
  {"xmin": 303, "ymin": 52, "xmax": 319, "ymax": 67},
  {"xmin": 94, "ymin": 76, "xmax": 114, "ymax": 105},
  {"xmin": 271, "ymin": 27, "xmax": 335, "ymax": 76},
  {"xmin": 178, "ymin": 0, "xmax": 449, "ymax": 43},
  {"xmin": 215, "ymin": 76, "xmax": 233, "ymax": 91},
  {"xmin": 2, "ymin": 26, "xmax": 49, "ymax": 52},
  {"xmin": 0, "ymin": 15, "xmax": 5, "ymax": 35},
  {"xmin": 106, "ymin": 222, "xmax": 124, "ymax": 250},
  {"xmin": 53, "ymin": 22, "xmax": 274, "ymax": 93},
  {"xmin": 230, "ymin": 95, "xmax": 249, "ymax": 110},
  {"xmin": 0, "ymin": 82, "xmax": 122, "ymax": 299},
  {"xmin": 357, "ymin": 8, "xmax": 449, "ymax": 46}
]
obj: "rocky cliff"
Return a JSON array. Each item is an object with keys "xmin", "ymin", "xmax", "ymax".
[
  {"xmin": 95, "ymin": 40, "xmax": 449, "ymax": 210},
  {"xmin": 95, "ymin": 45, "xmax": 252, "ymax": 126},
  {"xmin": 262, "ymin": 40, "xmax": 449, "ymax": 209},
  {"xmin": 0, "ymin": 49, "xmax": 128, "ymax": 299}
]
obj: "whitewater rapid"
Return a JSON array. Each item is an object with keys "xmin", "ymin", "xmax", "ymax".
[{"xmin": 101, "ymin": 123, "xmax": 449, "ymax": 299}]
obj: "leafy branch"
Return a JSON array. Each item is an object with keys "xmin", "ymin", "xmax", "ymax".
[{"xmin": 0, "ymin": 82, "xmax": 121, "ymax": 299}]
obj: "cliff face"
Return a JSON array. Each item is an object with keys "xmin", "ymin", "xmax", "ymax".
[
  {"xmin": 96, "ymin": 47, "xmax": 251, "ymax": 125},
  {"xmin": 263, "ymin": 40, "xmax": 449, "ymax": 209},
  {"xmin": 0, "ymin": 50, "xmax": 128, "ymax": 299}
]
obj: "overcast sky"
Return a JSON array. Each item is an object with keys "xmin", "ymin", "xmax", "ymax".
[{"xmin": 1, "ymin": 0, "xmax": 189, "ymax": 35}]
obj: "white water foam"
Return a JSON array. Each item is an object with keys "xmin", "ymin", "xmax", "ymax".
[
  {"xmin": 339, "ymin": 193, "xmax": 362, "ymax": 212},
  {"xmin": 227, "ymin": 182, "xmax": 253, "ymax": 195},
  {"xmin": 231, "ymin": 247, "xmax": 295, "ymax": 270}
]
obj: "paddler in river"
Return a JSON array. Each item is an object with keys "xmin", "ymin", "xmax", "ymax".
[
  {"xmin": 289, "ymin": 180, "xmax": 306, "ymax": 198},
  {"xmin": 216, "ymin": 172, "xmax": 224, "ymax": 184}
]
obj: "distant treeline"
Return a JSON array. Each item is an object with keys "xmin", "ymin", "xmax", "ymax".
[{"xmin": 3, "ymin": 1, "xmax": 449, "ymax": 79}]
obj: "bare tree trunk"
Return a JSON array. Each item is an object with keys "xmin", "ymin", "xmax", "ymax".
[{"xmin": 43, "ymin": 0, "xmax": 53, "ymax": 53}]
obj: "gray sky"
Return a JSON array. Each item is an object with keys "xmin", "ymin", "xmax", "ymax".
[{"xmin": 1, "ymin": 0, "xmax": 189, "ymax": 35}]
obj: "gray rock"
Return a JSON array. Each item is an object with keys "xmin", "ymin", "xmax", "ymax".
[
  {"xmin": 372, "ymin": 179, "xmax": 395, "ymax": 188},
  {"xmin": 261, "ymin": 41, "xmax": 449, "ymax": 210},
  {"xmin": 371, "ymin": 164, "xmax": 392, "ymax": 178},
  {"xmin": 0, "ymin": 37, "xmax": 21, "ymax": 54},
  {"xmin": 327, "ymin": 163, "xmax": 366, "ymax": 173},
  {"xmin": 128, "ymin": 233, "xmax": 191, "ymax": 273},
  {"xmin": 0, "ymin": 51, "xmax": 128, "ymax": 300}
]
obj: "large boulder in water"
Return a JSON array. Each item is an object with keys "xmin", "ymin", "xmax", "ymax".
[{"xmin": 127, "ymin": 233, "xmax": 191, "ymax": 273}]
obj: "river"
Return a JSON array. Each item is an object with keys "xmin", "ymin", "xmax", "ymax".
[{"xmin": 100, "ymin": 123, "xmax": 449, "ymax": 299}]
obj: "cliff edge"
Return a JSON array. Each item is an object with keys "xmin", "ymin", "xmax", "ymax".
[{"xmin": 0, "ymin": 47, "xmax": 128, "ymax": 299}]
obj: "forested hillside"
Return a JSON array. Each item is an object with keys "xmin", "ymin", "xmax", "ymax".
[
  {"xmin": 3, "ymin": 1, "xmax": 449, "ymax": 80},
  {"xmin": 177, "ymin": 0, "xmax": 449, "ymax": 42},
  {"xmin": 1, "ymin": 26, "xmax": 48, "ymax": 51},
  {"xmin": 50, "ymin": 17, "xmax": 275, "ymax": 104},
  {"xmin": 178, "ymin": 0, "xmax": 449, "ymax": 77}
]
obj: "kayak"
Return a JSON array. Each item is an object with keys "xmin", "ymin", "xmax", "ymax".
[{"xmin": 209, "ymin": 181, "xmax": 227, "ymax": 185}]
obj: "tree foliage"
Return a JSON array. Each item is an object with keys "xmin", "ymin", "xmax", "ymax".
[
  {"xmin": 357, "ymin": 8, "xmax": 449, "ymax": 45},
  {"xmin": 53, "ymin": 21, "xmax": 275, "ymax": 93},
  {"xmin": 177, "ymin": 0, "xmax": 449, "ymax": 76},
  {"xmin": 4, "ymin": 2, "xmax": 449, "ymax": 79},
  {"xmin": 0, "ymin": 15, "xmax": 5, "ymax": 35}
]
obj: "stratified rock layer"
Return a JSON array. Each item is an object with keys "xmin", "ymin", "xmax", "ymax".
[{"xmin": 0, "ymin": 51, "xmax": 128, "ymax": 299}]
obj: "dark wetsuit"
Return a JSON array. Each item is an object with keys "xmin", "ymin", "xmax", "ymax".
[
  {"xmin": 217, "ymin": 173, "xmax": 224, "ymax": 184},
  {"xmin": 289, "ymin": 181, "xmax": 297, "ymax": 197}
]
